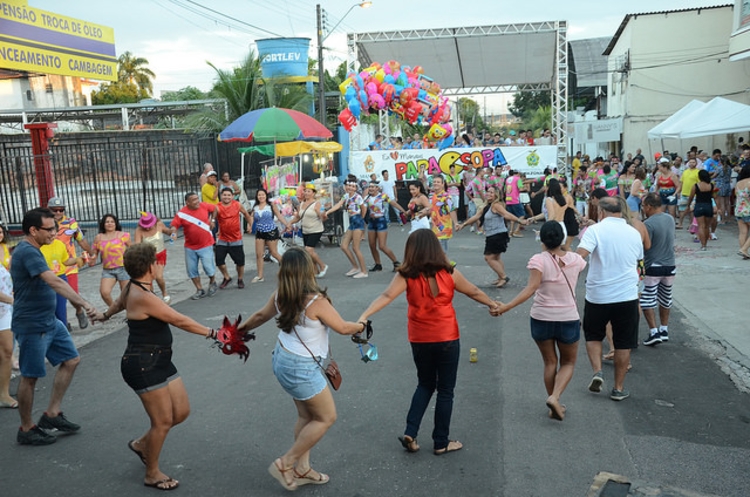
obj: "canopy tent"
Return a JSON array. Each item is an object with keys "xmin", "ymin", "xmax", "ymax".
[
  {"xmin": 647, "ymin": 97, "xmax": 750, "ymax": 140},
  {"xmin": 646, "ymin": 99, "xmax": 706, "ymax": 139},
  {"xmin": 238, "ymin": 141, "xmax": 343, "ymax": 157}
]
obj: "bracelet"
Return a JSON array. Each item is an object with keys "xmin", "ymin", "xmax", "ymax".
[{"xmin": 102, "ymin": 311, "xmax": 110, "ymax": 321}]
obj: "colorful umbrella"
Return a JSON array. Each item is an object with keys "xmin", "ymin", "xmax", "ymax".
[{"xmin": 218, "ymin": 107, "xmax": 333, "ymax": 143}]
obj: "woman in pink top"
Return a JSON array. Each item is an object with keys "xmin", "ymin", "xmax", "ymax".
[
  {"xmin": 494, "ymin": 222, "xmax": 586, "ymax": 421},
  {"xmin": 90, "ymin": 214, "xmax": 132, "ymax": 306}
]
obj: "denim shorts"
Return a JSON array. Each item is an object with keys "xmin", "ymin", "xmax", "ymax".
[
  {"xmin": 121, "ymin": 344, "xmax": 179, "ymax": 394},
  {"xmin": 15, "ymin": 320, "xmax": 79, "ymax": 378},
  {"xmin": 530, "ymin": 317, "xmax": 580, "ymax": 344},
  {"xmin": 693, "ymin": 202, "xmax": 713, "ymax": 218},
  {"xmin": 506, "ymin": 203, "xmax": 525, "ymax": 218},
  {"xmin": 272, "ymin": 341, "xmax": 327, "ymax": 401},
  {"xmin": 739, "ymin": 215, "xmax": 750, "ymax": 223},
  {"xmin": 368, "ymin": 216, "xmax": 388, "ymax": 232},
  {"xmin": 102, "ymin": 266, "xmax": 130, "ymax": 281},
  {"xmin": 185, "ymin": 245, "xmax": 216, "ymax": 279},
  {"xmin": 348, "ymin": 214, "xmax": 365, "ymax": 231}
]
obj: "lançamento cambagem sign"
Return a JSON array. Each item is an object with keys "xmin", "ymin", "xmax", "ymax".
[{"xmin": 0, "ymin": 0, "xmax": 117, "ymax": 81}]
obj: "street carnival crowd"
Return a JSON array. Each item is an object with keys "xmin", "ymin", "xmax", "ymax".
[{"xmin": 2, "ymin": 140, "xmax": 750, "ymax": 491}]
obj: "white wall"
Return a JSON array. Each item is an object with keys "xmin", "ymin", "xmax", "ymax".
[{"xmin": 607, "ymin": 6, "xmax": 750, "ymax": 157}]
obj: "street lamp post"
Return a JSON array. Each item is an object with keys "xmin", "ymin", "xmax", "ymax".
[{"xmin": 316, "ymin": 2, "xmax": 371, "ymax": 127}]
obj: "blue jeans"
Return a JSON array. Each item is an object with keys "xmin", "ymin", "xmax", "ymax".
[{"xmin": 406, "ymin": 339, "xmax": 460, "ymax": 451}]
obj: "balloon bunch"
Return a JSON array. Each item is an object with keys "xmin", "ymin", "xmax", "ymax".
[{"xmin": 337, "ymin": 60, "xmax": 454, "ymax": 147}]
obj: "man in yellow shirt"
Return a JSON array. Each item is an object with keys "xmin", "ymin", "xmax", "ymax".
[
  {"xmin": 40, "ymin": 238, "xmax": 76, "ymax": 330},
  {"xmin": 201, "ymin": 171, "xmax": 219, "ymax": 205},
  {"xmin": 678, "ymin": 158, "xmax": 700, "ymax": 229}
]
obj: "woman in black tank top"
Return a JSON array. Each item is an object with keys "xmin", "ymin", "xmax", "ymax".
[
  {"xmin": 92, "ymin": 243, "xmax": 216, "ymax": 491},
  {"xmin": 687, "ymin": 169, "xmax": 716, "ymax": 250}
]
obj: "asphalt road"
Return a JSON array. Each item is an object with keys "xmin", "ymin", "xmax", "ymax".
[{"xmin": 2, "ymin": 226, "xmax": 749, "ymax": 497}]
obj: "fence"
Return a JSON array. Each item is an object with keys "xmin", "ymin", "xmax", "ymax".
[{"xmin": 0, "ymin": 130, "xmax": 264, "ymax": 240}]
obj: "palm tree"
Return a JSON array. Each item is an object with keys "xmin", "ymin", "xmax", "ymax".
[{"xmin": 118, "ymin": 51, "xmax": 156, "ymax": 96}]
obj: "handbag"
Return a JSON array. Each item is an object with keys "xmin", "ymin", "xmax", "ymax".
[{"xmin": 294, "ymin": 330, "xmax": 342, "ymax": 391}]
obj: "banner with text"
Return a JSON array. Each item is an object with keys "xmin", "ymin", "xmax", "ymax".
[
  {"xmin": 350, "ymin": 146, "xmax": 558, "ymax": 182},
  {"xmin": 0, "ymin": 0, "xmax": 117, "ymax": 81}
]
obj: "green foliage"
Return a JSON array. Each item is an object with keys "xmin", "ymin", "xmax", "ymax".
[
  {"xmin": 160, "ymin": 86, "xmax": 209, "ymax": 102},
  {"xmin": 182, "ymin": 50, "xmax": 313, "ymax": 133},
  {"xmin": 508, "ymin": 91, "xmax": 549, "ymax": 120},
  {"xmin": 526, "ymin": 106, "xmax": 552, "ymax": 136},
  {"xmin": 117, "ymin": 51, "xmax": 155, "ymax": 95},
  {"xmin": 91, "ymin": 81, "xmax": 146, "ymax": 105},
  {"xmin": 455, "ymin": 97, "xmax": 486, "ymax": 133}
]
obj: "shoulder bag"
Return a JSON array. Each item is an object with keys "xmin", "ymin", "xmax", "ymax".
[{"xmin": 294, "ymin": 330, "xmax": 342, "ymax": 391}]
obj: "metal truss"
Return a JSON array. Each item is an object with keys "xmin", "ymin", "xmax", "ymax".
[
  {"xmin": 354, "ymin": 22, "xmax": 563, "ymax": 45},
  {"xmin": 552, "ymin": 21, "xmax": 568, "ymax": 174},
  {"xmin": 443, "ymin": 83, "xmax": 552, "ymax": 96}
]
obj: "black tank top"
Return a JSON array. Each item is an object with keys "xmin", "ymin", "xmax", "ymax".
[
  {"xmin": 695, "ymin": 184, "xmax": 713, "ymax": 204},
  {"xmin": 126, "ymin": 280, "xmax": 173, "ymax": 347}
]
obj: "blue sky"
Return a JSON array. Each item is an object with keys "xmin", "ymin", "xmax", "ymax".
[{"xmin": 27, "ymin": 0, "xmax": 730, "ymax": 110}]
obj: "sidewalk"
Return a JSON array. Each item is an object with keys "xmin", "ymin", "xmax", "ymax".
[{"xmin": 67, "ymin": 235, "xmax": 259, "ymax": 348}]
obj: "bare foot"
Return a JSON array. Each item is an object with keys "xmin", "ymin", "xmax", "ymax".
[{"xmin": 546, "ymin": 396, "xmax": 565, "ymax": 421}]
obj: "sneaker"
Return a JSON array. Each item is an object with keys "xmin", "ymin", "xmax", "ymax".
[
  {"xmin": 207, "ymin": 282, "xmax": 218, "ymax": 297},
  {"xmin": 163, "ymin": 295, "xmax": 172, "ymax": 305},
  {"xmin": 76, "ymin": 311, "xmax": 89, "ymax": 330},
  {"xmin": 38, "ymin": 412, "xmax": 80, "ymax": 433},
  {"xmin": 237, "ymin": 279, "xmax": 245, "ymax": 289},
  {"xmin": 190, "ymin": 289, "xmax": 206, "ymax": 300},
  {"xmin": 353, "ymin": 272, "xmax": 368, "ymax": 279},
  {"xmin": 588, "ymin": 371, "xmax": 604, "ymax": 393},
  {"xmin": 17, "ymin": 426, "xmax": 56, "ymax": 445},
  {"xmin": 316, "ymin": 265, "xmax": 328, "ymax": 278},
  {"xmin": 610, "ymin": 388, "xmax": 630, "ymax": 401},
  {"xmin": 660, "ymin": 330, "xmax": 669, "ymax": 342},
  {"xmin": 345, "ymin": 268, "xmax": 360, "ymax": 277},
  {"xmin": 392, "ymin": 261, "xmax": 401, "ymax": 272},
  {"xmin": 370, "ymin": 264, "xmax": 383, "ymax": 272},
  {"xmin": 643, "ymin": 332, "xmax": 662, "ymax": 346},
  {"xmin": 710, "ymin": 232, "xmax": 717, "ymax": 240},
  {"xmin": 219, "ymin": 277, "xmax": 232, "ymax": 289}
]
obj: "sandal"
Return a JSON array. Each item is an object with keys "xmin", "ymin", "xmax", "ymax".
[
  {"xmin": 546, "ymin": 396, "xmax": 565, "ymax": 421},
  {"xmin": 398, "ymin": 435, "xmax": 420, "ymax": 452},
  {"xmin": 0, "ymin": 399, "xmax": 18, "ymax": 409},
  {"xmin": 548, "ymin": 404, "xmax": 567, "ymax": 419},
  {"xmin": 434, "ymin": 440, "xmax": 463, "ymax": 455},
  {"xmin": 268, "ymin": 458, "xmax": 297, "ymax": 491},
  {"xmin": 128, "ymin": 439, "xmax": 147, "ymax": 466},
  {"xmin": 294, "ymin": 467, "xmax": 330, "ymax": 486},
  {"xmin": 251, "ymin": 276, "xmax": 264, "ymax": 283},
  {"xmin": 144, "ymin": 477, "xmax": 179, "ymax": 491},
  {"xmin": 603, "ymin": 351, "xmax": 615, "ymax": 361}
]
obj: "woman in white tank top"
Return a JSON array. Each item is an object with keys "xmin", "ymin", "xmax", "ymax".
[{"xmin": 236, "ymin": 247, "xmax": 366, "ymax": 490}]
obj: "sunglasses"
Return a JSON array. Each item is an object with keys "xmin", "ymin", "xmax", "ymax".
[
  {"xmin": 35, "ymin": 225, "xmax": 57, "ymax": 233},
  {"xmin": 351, "ymin": 320, "xmax": 373, "ymax": 344},
  {"xmin": 50, "ymin": 208, "xmax": 65, "ymax": 213}
]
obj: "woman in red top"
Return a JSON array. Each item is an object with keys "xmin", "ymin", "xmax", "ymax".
[{"xmin": 358, "ymin": 230, "xmax": 498, "ymax": 455}]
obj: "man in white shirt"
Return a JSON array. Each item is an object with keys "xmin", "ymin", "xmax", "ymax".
[
  {"xmin": 576, "ymin": 197, "xmax": 643, "ymax": 401},
  {"xmin": 379, "ymin": 170, "xmax": 402, "ymax": 226}
]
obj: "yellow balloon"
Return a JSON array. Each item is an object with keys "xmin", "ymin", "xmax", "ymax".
[
  {"xmin": 374, "ymin": 69, "xmax": 385, "ymax": 82},
  {"xmin": 339, "ymin": 78, "xmax": 352, "ymax": 95}
]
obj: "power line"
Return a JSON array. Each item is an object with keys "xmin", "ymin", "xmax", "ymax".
[{"xmin": 177, "ymin": 0, "xmax": 284, "ymax": 37}]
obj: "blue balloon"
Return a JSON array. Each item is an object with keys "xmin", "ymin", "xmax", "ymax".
[
  {"xmin": 384, "ymin": 74, "xmax": 395, "ymax": 85},
  {"xmin": 393, "ymin": 84, "xmax": 404, "ymax": 97},
  {"xmin": 437, "ymin": 134, "xmax": 454, "ymax": 150},
  {"xmin": 345, "ymin": 86, "xmax": 356, "ymax": 101},
  {"xmin": 349, "ymin": 99, "xmax": 361, "ymax": 118},
  {"xmin": 397, "ymin": 72, "xmax": 408, "ymax": 87}
]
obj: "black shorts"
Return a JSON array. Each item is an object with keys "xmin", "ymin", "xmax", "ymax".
[
  {"xmin": 484, "ymin": 232, "xmax": 509, "ymax": 255},
  {"xmin": 215, "ymin": 244, "xmax": 245, "ymax": 266},
  {"xmin": 121, "ymin": 344, "xmax": 178, "ymax": 394},
  {"xmin": 693, "ymin": 202, "xmax": 713, "ymax": 218},
  {"xmin": 256, "ymin": 228, "xmax": 280, "ymax": 241},
  {"xmin": 583, "ymin": 299, "xmax": 640, "ymax": 349},
  {"xmin": 303, "ymin": 231, "xmax": 323, "ymax": 247},
  {"xmin": 564, "ymin": 208, "xmax": 580, "ymax": 237}
]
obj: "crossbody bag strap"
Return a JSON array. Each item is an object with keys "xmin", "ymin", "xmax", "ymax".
[
  {"xmin": 293, "ymin": 329, "xmax": 333, "ymax": 371},
  {"xmin": 548, "ymin": 252, "xmax": 576, "ymax": 304}
]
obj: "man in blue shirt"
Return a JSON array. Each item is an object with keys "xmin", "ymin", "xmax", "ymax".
[
  {"xmin": 13, "ymin": 208, "xmax": 97, "ymax": 445},
  {"xmin": 702, "ymin": 149, "xmax": 721, "ymax": 179}
]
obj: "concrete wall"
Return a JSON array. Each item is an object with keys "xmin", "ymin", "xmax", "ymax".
[{"xmin": 607, "ymin": 5, "xmax": 750, "ymax": 156}]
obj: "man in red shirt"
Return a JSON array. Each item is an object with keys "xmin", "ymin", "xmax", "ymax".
[
  {"xmin": 169, "ymin": 192, "xmax": 218, "ymax": 299},
  {"xmin": 215, "ymin": 188, "xmax": 253, "ymax": 289}
]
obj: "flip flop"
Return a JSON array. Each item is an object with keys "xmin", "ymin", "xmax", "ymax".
[
  {"xmin": 434, "ymin": 440, "xmax": 463, "ymax": 455},
  {"xmin": 0, "ymin": 400, "xmax": 18, "ymax": 409},
  {"xmin": 144, "ymin": 478, "xmax": 179, "ymax": 491},
  {"xmin": 268, "ymin": 458, "xmax": 297, "ymax": 491},
  {"xmin": 546, "ymin": 396, "xmax": 565, "ymax": 421},
  {"xmin": 398, "ymin": 435, "xmax": 420, "ymax": 453},
  {"xmin": 294, "ymin": 467, "xmax": 330, "ymax": 486},
  {"xmin": 128, "ymin": 439, "xmax": 147, "ymax": 466}
]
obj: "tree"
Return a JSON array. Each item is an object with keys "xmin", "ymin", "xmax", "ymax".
[
  {"xmin": 183, "ymin": 50, "xmax": 313, "ymax": 133},
  {"xmin": 455, "ymin": 97, "xmax": 486, "ymax": 134},
  {"xmin": 118, "ymin": 51, "xmax": 156, "ymax": 96},
  {"xmin": 160, "ymin": 86, "xmax": 209, "ymax": 102},
  {"xmin": 526, "ymin": 105, "xmax": 552, "ymax": 136},
  {"xmin": 91, "ymin": 80, "xmax": 143, "ymax": 105},
  {"xmin": 508, "ymin": 90, "xmax": 549, "ymax": 120}
]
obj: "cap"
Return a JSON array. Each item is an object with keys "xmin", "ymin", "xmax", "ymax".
[
  {"xmin": 658, "ymin": 157, "xmax": 671, "ymax": 164},
  {"xmin": 138, "ymin": 211, "xmax": 157, "ymax": 229},
  {"xmin": 206, "ymin": 171, "xmax": 217, "ymax": 177},
  {"xmin": 509, "ymin": 130, "xmax": 517, "ymax": 136},
  {"xmin": 48, "ymin": 197, "xmax": 65, "ymax": 208}
]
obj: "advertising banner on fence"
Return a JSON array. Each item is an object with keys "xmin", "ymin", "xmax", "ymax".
[
  {"xmin": 0, "ymin": 0, "xmax": 117, "ymax": 80},
  {"xmin": 350, "ymin": 146, "xmax": 558, "ymax": 182}
]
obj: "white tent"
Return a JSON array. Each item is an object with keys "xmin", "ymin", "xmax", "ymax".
[
  {"xmin": 647, "ymin": 97, "xmax": 750, "ymax": 140},
  {"xmin": 646, "ymin": 99, "xmax": 705, "ymax": 139}
]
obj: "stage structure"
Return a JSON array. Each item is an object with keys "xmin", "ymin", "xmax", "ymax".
[{"xmin": 346, "ymin": 22, "xmax": 568, "ymax": 171}]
